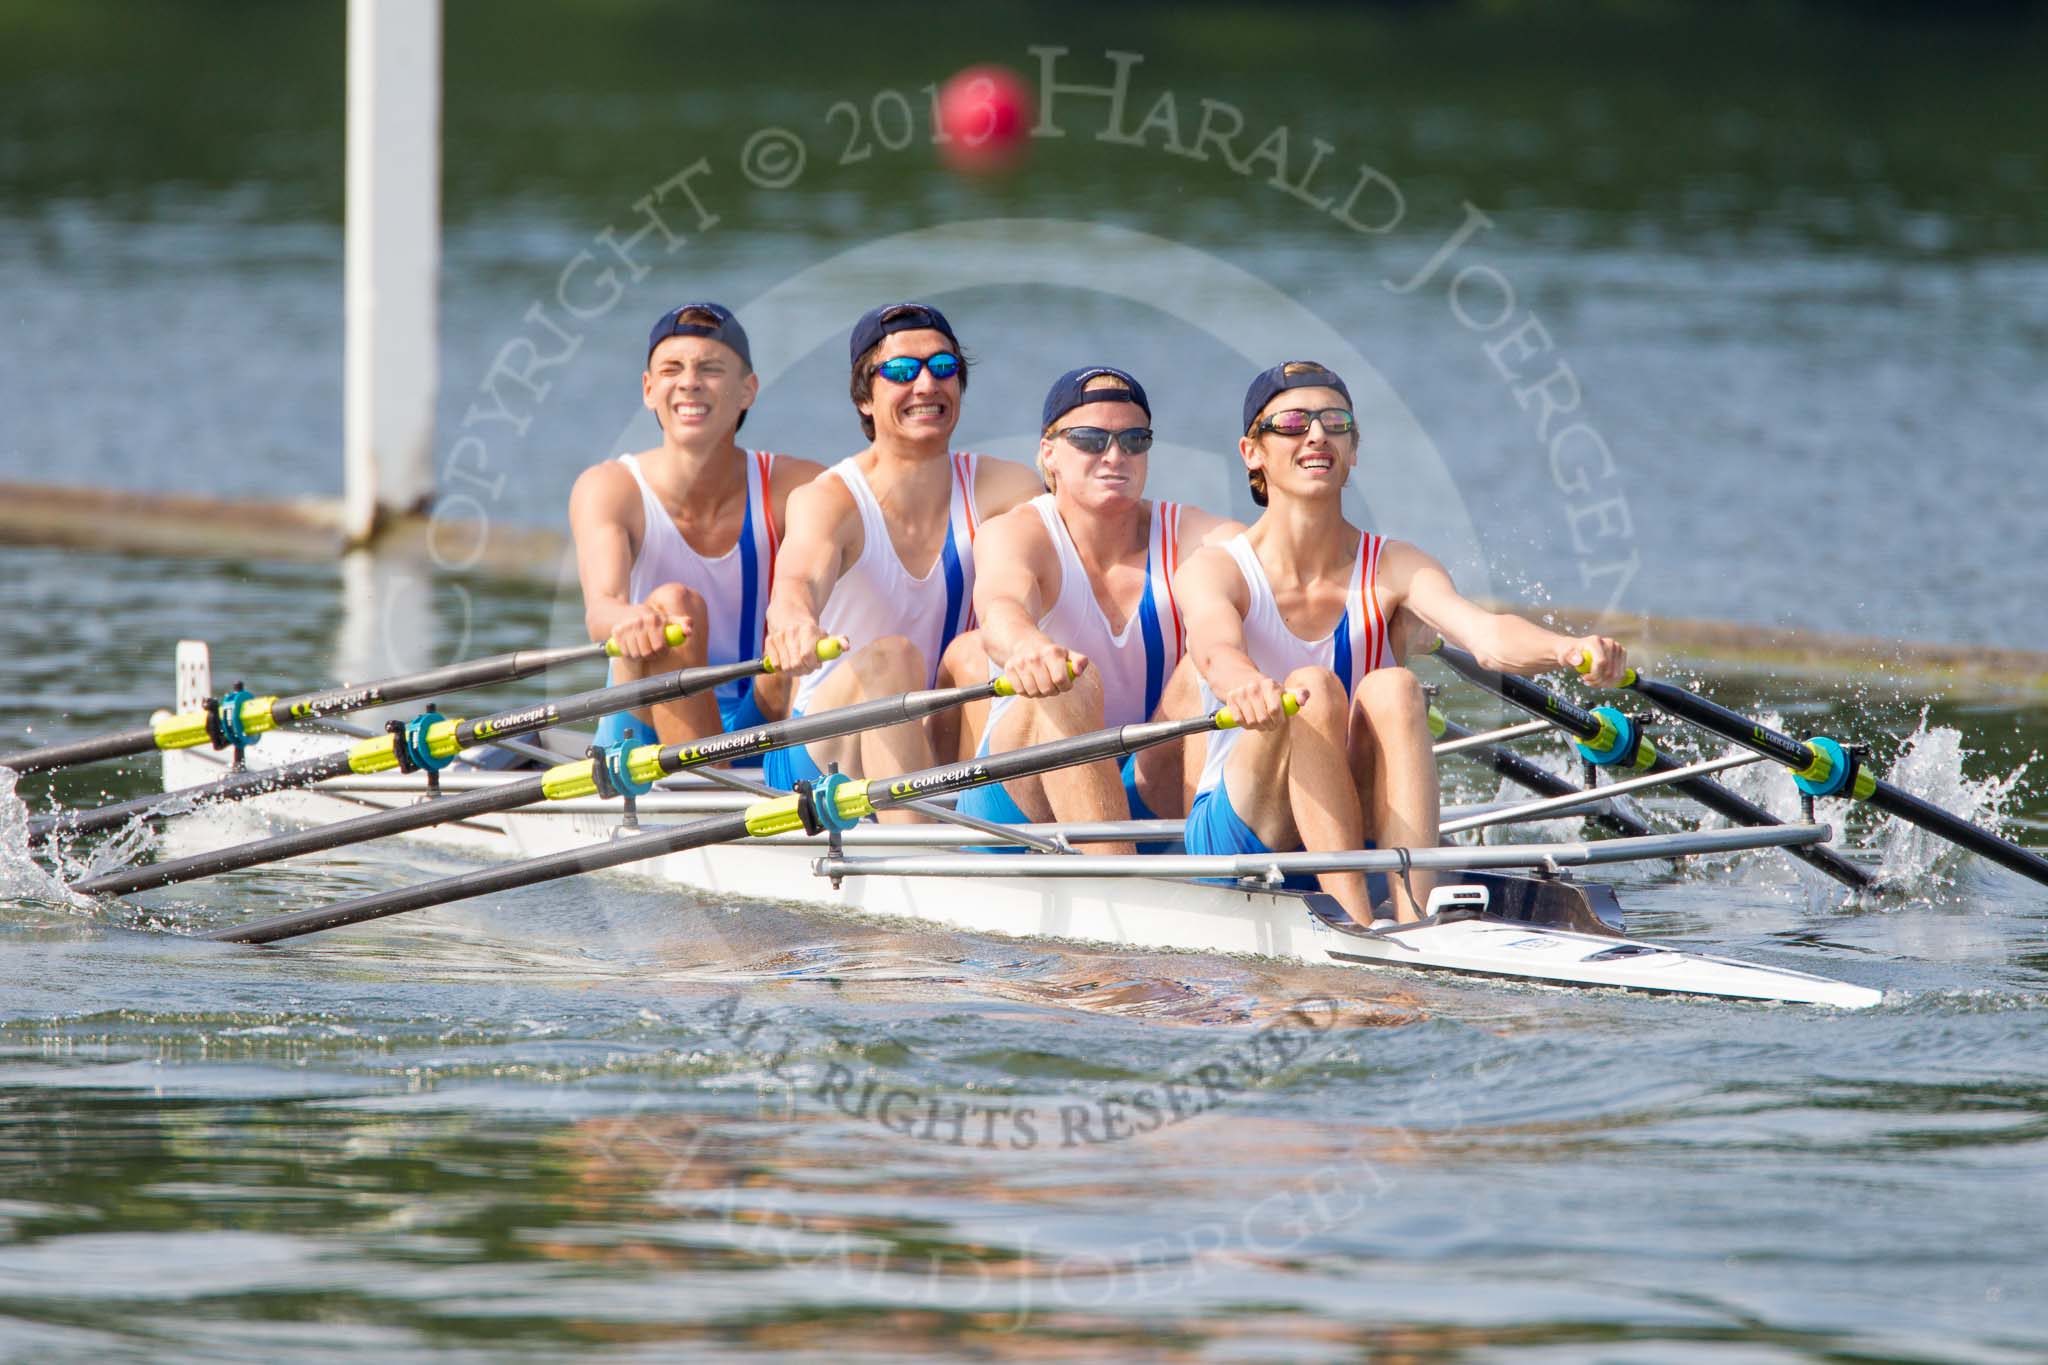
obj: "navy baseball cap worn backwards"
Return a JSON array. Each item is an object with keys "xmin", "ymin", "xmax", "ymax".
[
  {"xmin": 849, "ymin": 302, "xmax": 959, "ymax": 367},
  {"xmin": 1243, "ymin": 362, "xmax": 1351, "ymax": 433},
  {"xmin": 1042, "ymin": 367, "xmax": 1151, "ymax": 430},
  {"xmin": 647, "ymin": 303, "xmax": 751, "ymax": 367}
]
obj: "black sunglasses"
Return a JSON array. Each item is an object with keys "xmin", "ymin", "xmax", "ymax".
[
  {"xmin": 1254, "ymin": 407, "xmax": 1357, "ymax": 437},
  {"xmin": 1054, "ymin": 425, "xmax": 1154, "ymax": 456}
]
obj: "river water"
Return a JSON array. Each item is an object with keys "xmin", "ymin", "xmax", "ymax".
[{"xmin": 6, "ymin": 3, "xmax": 2048, "ymax": 1360}]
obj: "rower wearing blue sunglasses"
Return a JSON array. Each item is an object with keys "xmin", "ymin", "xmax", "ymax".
[{"xmin": 759, "ymin": 302, "xmax": 1041, "ymax": 805}]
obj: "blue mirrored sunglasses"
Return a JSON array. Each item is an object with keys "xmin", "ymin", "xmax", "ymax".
[{"xmin": 874, "ymin": 351, "xmax": 962, "ymax": 384}]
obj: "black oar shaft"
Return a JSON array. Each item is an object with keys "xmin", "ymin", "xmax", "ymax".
[
  {"xmin": 1436, "ymin": 715, "xmax": 1653, "ymax": 840},
  {"xmin": 1622, "ymin": 671, "xmax": 2048, "ymax": 888},
  {"xmin": 73, "ymin": 779, "xmax": 549, "ymax": 896},
  {"xmin": 1, "ymin": 637, "xmax": 636, "ymax": 776},
  {"xmin": 1430, "ymin": 644, "xmax": 1871, "ymax": 889},
  {"xmin": 30, "ymin": 751, "xmax": 356, "ymax": 847},
  {"xmin": 267, "ymin": 640, "xmax": 622, "ymax": 726},
  {"xmin": 207, "ymin": 812, "xmax": 755, "ymax": 944},
  {"xmin": 1, "ymin": 725, "xmax": 163, "ymax": 775}
]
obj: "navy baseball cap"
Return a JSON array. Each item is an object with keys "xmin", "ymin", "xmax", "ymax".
[
  {"xmin": 848, "ymin": 302, "xmax": 959, "ymax": 368},
  {"xmin": 1042, "ymin": 366, "xmax": 1151, "ymax": 430},
  {"xmin": 1242, "ymin": 362, "xmax": 1352, "ymax": 433},
  {"xmin": 647, "ymin": 302, "xmax": 751, "ymax": 367}
]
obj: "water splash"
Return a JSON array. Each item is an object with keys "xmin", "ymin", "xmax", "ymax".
[
  {"xmin": 1870, "ymin": 710, "xmax": 2032, "ymax": 890},
  {"xmin": 0, "ymin": 768, "xmax": 95, "ymax": 913}
]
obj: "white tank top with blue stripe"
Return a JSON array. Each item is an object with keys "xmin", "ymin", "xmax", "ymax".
[
  {"xmin": 983, "ymin": 494, "xmax": 1187, "ymax": 735},
  {"xmin": 604, "ymin": 450, "xmax": 778, "ymax": 723},
  {"xmin": 1194, "ymin": 530, "xmax": 1392, "ymax": 798},
  {"xmin": 792, "ymin": 451, "xmax": 981, "ymax": 714}
]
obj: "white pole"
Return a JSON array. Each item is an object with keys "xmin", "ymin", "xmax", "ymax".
[{"xmin": 344, "ymin": 0, "xmax": 442, "ymax": 546}]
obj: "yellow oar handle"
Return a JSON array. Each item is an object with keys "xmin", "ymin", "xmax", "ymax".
[
  {"xmin": 602, "ymin": 622, "xmax": 690, "ymax": 657},
  {"xmin": 1213, "ymin": 692, "xmax": 1301, "ymax": 730},
  {"xmin": 990, "ymin": 658, "xmax": 1082, "ymax": 698},
  {"xmin": 344, "ymin": 718, "xmax": 465, "ymax": 775},
  {"xmin": 762, "ymin": 636, "xmax": 848, "ymax": 673},
  {"xmin": 1570, "ymin": 651, "xmax": 1638, "ymax": 687},
  {"xmin": 150, "ymin": 695, "xmax": 283, "ymax": 751}
]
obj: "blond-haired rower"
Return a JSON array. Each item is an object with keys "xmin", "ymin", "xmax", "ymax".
[{"xmin": 941, "ymin": 368, "xmax": 1240, "ymax": 849}]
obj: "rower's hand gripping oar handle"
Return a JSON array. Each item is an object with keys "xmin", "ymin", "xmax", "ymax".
[
  {"xmin": 600, "ymin": 622, "xmax": 690, "ymax": 657},
  {"xmin": 761, "ymin": 636, "xmax": 847, "ymax": 672},
  {"xmin": 989, "ymin": 657, "xmax": 1082, "ymax": 698}
]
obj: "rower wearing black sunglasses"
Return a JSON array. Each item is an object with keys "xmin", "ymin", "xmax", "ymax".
[
  {"xmin": 935, "ymin": 367, "xmax": 1242, "ymax": 849},
  {"xmin": 759, "ymin": 302, "xmax": 1040, "ymax": 807},
  {"xmin": 1176, "ymin": 361, "xmax": 1629, "ymax": 926}
]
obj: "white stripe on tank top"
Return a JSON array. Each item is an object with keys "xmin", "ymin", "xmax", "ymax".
[
  {"xmin": 792, "ymin": 451, "xmax": 982, "ymax": 715},
  {"xmin": 611, "ymin": 451, "xmax": 779, "ymax": 710},
  {"xmin": 1194, "ymin": 530, "xmax": 1392, "ymax": 799},
  {"xmin": 982, "ymin": 494, "xmax": 1187, "ymax": 736}
]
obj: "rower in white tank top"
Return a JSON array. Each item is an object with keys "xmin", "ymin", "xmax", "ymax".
[
  {"xmin": 593, "ymin": 449, "xmax": 780, "ymax": 745},
  {"xmin": 790, "ymin": 450, "xmax": 982, "ymax": 716},
  {"xmin": 981, "ymin": 493, "xmax": 1188, "ymax": 736},
  {"xmin": 1193, "ymin": 528, "xmax": 1393, "ymax": 799}
]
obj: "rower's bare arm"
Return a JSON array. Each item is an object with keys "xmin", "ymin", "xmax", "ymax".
[
  {"xmin": 973, "ymin": 455, "xmax": 1046, "ymax": 521},
  {"xmin": 1173, "ymin": 505, "xmax": 1246, "ymax": 553},
  {"xmin": 765, "ymin": 454, "xmax": 827, "ymax": 540},
  {"xmin": 762, "ymin": 477, "xmax": 857, "ymax": 674},
  {"xmin": 568, "ymin": 463, "xmax": 678, "ymax": 655},
  {"xmin": 971, "ymin": 508, "xmax": 1075, "ymax": 697},
  {"xmin": 1176, "ymin": 546, "xmax": 1290, "ymax": 729},
  {"xmin": 1383, "ymin": 541, "xmax": 1629, "ymax": 685}
]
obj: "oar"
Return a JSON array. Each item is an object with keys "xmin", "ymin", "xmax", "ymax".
[
  {"xmin": 1426, "ymin": 641, "xmax": 1872, "ymax": 889},
  {"xmin": 1428, "ymin": 707, "xmax": 1654, "ymax": 840},
  {"xmin": 203, "ymin": 701, "xmax": 1290, "ymax": 945},
  {"xmin": 77, "ymin": 666, "xmax": 995, "ymax": 896},
  {"xmin": 27, "ymin": 639, "xmax": 836, "ymax": 849},
  {"xmin": 1589, "ymin": 660, "xmax": 2048, "ymax": 888},
  {"xmin": 2, "ymin": 625, "xmax": 688, "ymax": 775}
]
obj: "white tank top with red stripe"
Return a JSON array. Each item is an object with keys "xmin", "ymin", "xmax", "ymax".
[
  {"xmin": 983, "ymin": 495, "xmax": 1187, "ymax": 734},
  {"xmin": 611, "ymin": 450, "xmax": 779, "ymax": 712},
  {"xmin": 1194, "ymin": 529, "xmax": 1393, "ymax": 799},
  {"xmin": 793, "ymin": 451, "xmax": 982, "ymax": 713}
]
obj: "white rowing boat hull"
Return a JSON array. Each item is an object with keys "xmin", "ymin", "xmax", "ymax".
[{"xmin": 157, "ymin": 731, "xmax": 1882, "ymax": 1010}]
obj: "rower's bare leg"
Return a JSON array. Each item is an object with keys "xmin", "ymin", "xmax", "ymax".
[
  {"xmin": 931, "ymin": 631, "xmax": 988, "ymax": 763},
  {"xmin": 1219, "ymin": 666, "xmax": 1372, "ymax": 925},
  {"xmin": 1278, "ymin": 666, "xmax": 1374, "ymax": 923},
  {"xmin": 614, "ymin": 583, "xmax": 722, "ymax": 744},
  {"xmin": 1349, "ymin": 667, "xmax": 1439, "ymax": 922},
  {"xmin": 795, "ymin": 635, "xmax": 935, "ymax": 823},
  {"xmin": 985, "ymin": 669, "xmax": 1134, "ymax": 854}
]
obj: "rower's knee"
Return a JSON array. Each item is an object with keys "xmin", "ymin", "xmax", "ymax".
[
  {"xmin": 1354, "ymin": 667, "xmax": 1426, "ymax": 731},
  {"xmin": 857, "ymin": 634, "xmax": 929, "ymax": 690},
  {"xmin": 1026, "ymin": 666, "xmax": 1105, "ymax": 736},
  {"xmin": 1284, "ymin": 666, "xmax": 1347, "ymax": 733},
  {"xmin": 642, "ymin": 583, "xmax": 707, "ymax": 662},
  {"xmin": 935, "ymin": 630, "xmax": 987, "ymax": 689}
]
